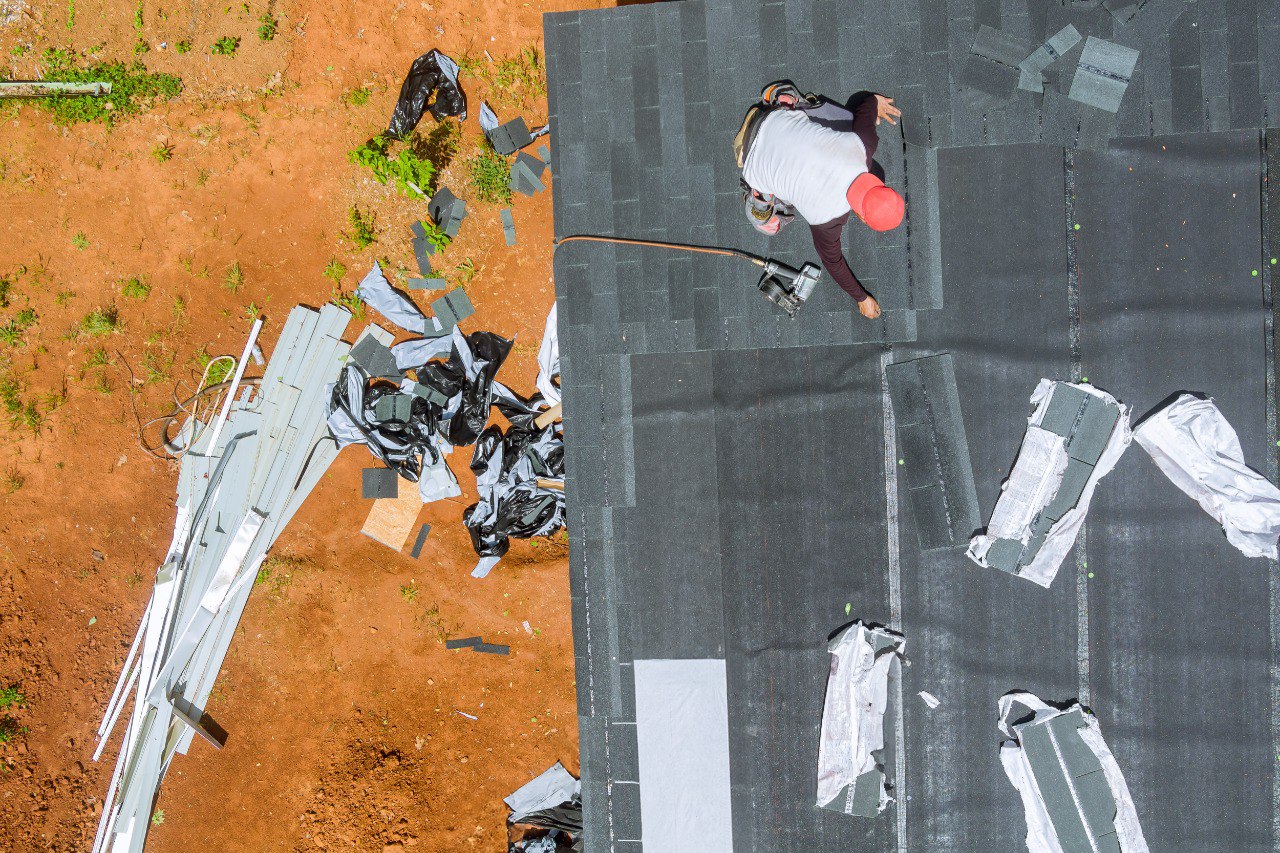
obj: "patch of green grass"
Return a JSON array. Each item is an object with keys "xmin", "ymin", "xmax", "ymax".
[
  {"xmin": 418, "ymin": 219, "xmax": 450, "ymax": 253},
  {"xmin": 2, "ymin": 470, "xmax": 23, "ymax": 494},
  {"xmin": 257, "ymin": 12, "xmax": 278, "ymax": 41},
  {"xmin": 455, "ymin": 53, "xmax": 486, "ymax": 80},
  {"xmin": 133, "ymin": 0, "xmax": 144, "ymax": 31},
  {"xmin": 0, "ymin": 308, "xmax": 37, "ymax": 346},
  {"xmin": 175, "ymin": 40, "xmax": 191, "ymax": 54},
  {"xmin": 492, "ymin": 46, "xmax": 546, "ymax": 107},
  {"xmin": 400, "ymin": 581, "xmax": 419, "ymax": 604},
  {"xmin": 195, "ymin": 167, "xmax": 210, "ymax": 186},
  {"xmin": 0, "ymin": 688, "xmax": 22, "ymax": 709},
  {"xmin": 0, "ymin": 718, "xmax": 26, "ymax": 746},
  {"xmin": 255, "ymin": 554, "xmax": 304, "ymax": 597},
  {"xmin": 0, "ymin": 278, "xmax": 10, "ymax": 309},
  {"xmin": 453, "ymin": 257, "xmax": 480, "ymax": 288},
  {"xmin": 468, "ymin": 143, "xmax": 513, "ymax": 205},
  {"xmin": 79, "ymin": 305, "xmax": 121, "ymax": 337},
  {"xmin": 55, "ymin": 289, "xmax": 75, "ymax": 306},
  {"xmin": 223, "ymin": 261, "xmax": 243, "ymax": 292},
  {"xmin": 211, "ymin": 36, "xmax": 239, "ymax": 56},
  {"xmin": 65, "ymin": 0, "xmax": 75, "ymax": 29},
  {"xmin": 194, "ymin": 348, "xmax": 235, "ymax": 385},
  {"xmin": 348, "ymin": 135, "xmax": 435, "ymax": 198},
  {"xmin": 150, "ymin": 810, "xmax": 165, "ymax": 827},
  {"xmin": 84, "ymin": 347, "xmax": 111, "ymax": 368},
  {"xmin": 330, "ymin": 288, "xmax": 364, "ymax": 321},
  {"xmin": 71, "ymin": 232, "xmax": 88, "ymax": 250},
  {"xmin": 133, "ymin": 38, "xmax": 150, "ymax": 56},
  {"xmin": 35, "ymin": 52, "xmax": 182, "ymax": 126},
  {"xmin": 141, "ymin": 346, "xmax": 173, "ymax": 383},
  {"xmin": 342, "ymin": 85, "xmax": 371, "ymax": 107},
  {"xmin": 171, "ymin": 295, "xmax": 186, "ymax": 318},
  {"xmin": 150, "ymin": 142, "xmax": 173, "ymax": 163},
  {"xmin": 347, "ymin": 206, "xmax": 376, "ymax": 249},
  {"xmin": 122, "ymin": 277, "xmax": 150, "ymax": 299},
  {"xmin": 243, "ymin": 302, "xmax": 262, "ymax": 321},
  {"xmin": 323, "ymin": 258, "xmax": 347, "ymax": 284}
]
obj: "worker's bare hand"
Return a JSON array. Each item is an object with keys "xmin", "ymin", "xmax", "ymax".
[
  {"xmin": 875, "ymin": 95, "xmax": 901, "ymax": 126},
  {"xmin": 858, "ymin": 296, "xmax": 882, "ymax": 319}
]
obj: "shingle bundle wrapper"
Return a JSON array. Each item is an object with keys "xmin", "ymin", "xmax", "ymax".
[
  {"xmin": 999, "ymin": 692, "xmax": 1148, "ymax": 853},
  {"xmin": 387, "ymin": 48, "xmax": 466, "ymax": 138},
  {"xmin": 536, "ymin": 302, "xmax": 561, "ymax": 406},
  {"xmin": 816, "ymin": 622, "xmax": 906, "ymax": 817},
  {"xmin": 92, "ymin": 305, "xmax": 353, "ymax": 853},
  {"xmin": 465, "ymin": 411, "xmax": 565, "ymax": 577},
  {"xmin": 1134, "ymin": 393, "xmax": 1280, "ymax": 560},
  {"xmin": 969, "ymin": 380, "xmax": 1131, "ymax": 587},
  {"xmin": 505, "ymin": 761, "xmax": 583, "ymax": 845}
]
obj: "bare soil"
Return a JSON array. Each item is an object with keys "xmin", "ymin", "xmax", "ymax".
[{"xmin": 0, "ymin": 0, "xmax": 601, "ymax": 847}]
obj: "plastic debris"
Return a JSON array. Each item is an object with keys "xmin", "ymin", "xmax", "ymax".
[
  {"xmin": 918, "ymin": 690, "xmax": 940, "ymax": 709},
  {"xmin": 387, "ymin": 48, "xmax": 466, "ymax": 139},
  {"xmin": 969, "ymin": 380, "xmax": 1131, "ymax": 588},
  {"xmin": 816, "ymin": 622, "xmax": 906, "ymax": 817},
  {"xmin": 506, "ymin": 762, "xmax": 583, "ymax": 838},
  {"xmin": 999, "ymin": 692, "xmax": 1148, "ymax": 853},
  {"xmin": 1134, "ymin": 393, "xmax": 1280, "ymax": 560}
]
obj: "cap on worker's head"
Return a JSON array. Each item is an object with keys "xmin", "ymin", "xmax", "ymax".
[{"xmin": 846, "ymin": 173, "xmax": 905, "ymax": 232}]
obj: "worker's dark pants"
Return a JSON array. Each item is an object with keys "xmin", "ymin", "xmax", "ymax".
[
  {"xmin": 805, "ymin": 90, "xmax": 885, "ymax": 304},
  {"xmin": 810, "ymin": 216, "xmax": 869, "ymax": 302}
]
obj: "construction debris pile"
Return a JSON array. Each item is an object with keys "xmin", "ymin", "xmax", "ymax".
[
  {"xmin": 505, "ymin": 762, "xmax": 584, "ymax": 852},
  {"xmin": 330, "ymin": 265, "xmax": 565, "ymax": 574},
  {"xmin": 92, "ymin": 305, "xmax": 355, "ymax": 853}
]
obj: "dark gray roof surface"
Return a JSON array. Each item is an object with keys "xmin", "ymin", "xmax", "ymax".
[{"xmin": 544, "ymin": 0, "xmax": 1278, "ymax": 849}]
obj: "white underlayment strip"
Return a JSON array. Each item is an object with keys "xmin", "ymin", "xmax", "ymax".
[
  {"xmin": 632, "ymin": 659, "xmax": 732, "ymax": 853},
  {"xmin": 880, "ymin": 349, "xmax": 908, "ymax": 851}
]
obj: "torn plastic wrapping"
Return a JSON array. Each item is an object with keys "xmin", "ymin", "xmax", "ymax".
[
  {"xmin": 998, "ymin": 692, "xmax": 1149, "ymax": 853},
  {"xmin": 326, "ymin": 362, "xmax": 446, "ymax": 481},
  {"xmin": 356, "ymin": 264, "xmax": 430, "ymax": 336},
  {"xmin": 815, "ymin": 622, "xmax": 905, "ymax": 817},
  {"xmin": 969, "ymin": 380, "xmax": 1132, "ymax": 587},
  {"xmin": 387, "ymin": 49, "xmax": 467, "ymax": 139},
  {"xmin": 1134, "ymin": 393, "xmax": 1280, "ymax": 560},
  {"xmin": 506, "ymin": 762, "xmax": 583, "ymax": 851},
  {"xmin": 537, "ymin": 303, "xmax": 561, "ymax": 406},
  {"xmin": 463, "ymin": 419, "xmax": 566, "ymax": 560}
]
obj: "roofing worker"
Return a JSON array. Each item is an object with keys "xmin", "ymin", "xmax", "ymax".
[{"xmin": 735, "ymin": 83, "xmax": 904, "ymax": 319}]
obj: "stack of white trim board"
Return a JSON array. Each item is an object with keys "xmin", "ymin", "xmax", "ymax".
[{"xmin": 91, "ymin": 305, "xmax": 356, "ymax": 853}]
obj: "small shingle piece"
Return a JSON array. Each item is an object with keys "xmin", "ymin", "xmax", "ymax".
[
  {"xmin": 475, "ymin": 642, "xmax": 510, "ymax": 655},
  {"xmin": 407, "ymin": 277, "xmax": 449, "ymax": 291},
  {"xmin": 411, "ymin": 236, "xmax": 434, "ymax": 275},
  {"xmin": 410, "ymin": 523, "xmax": 431, "ymax": 558},
  {"xmin": 510, "ymin": 153, "xmax": 548, "ymax": 196},
  {"xmin": 486, "ymin": 116, "xmax": 534, "ymax": 156},
  {"xmin": 362, "ymin": 467, "xmax": 400, "ymax": 499},
  {"xmin": 373, "ymin": 393, "xmax": 413, "ymax": 423},
  {"xmin": 1019, "ymin": 25, "xmax": 1083, "ymax": 93},
  {"xmin": 985, "ymin": 537, "xmax": 1025, "ymax": 573},
  {"xmin": 1069, "ymin": 37, "xmax": 1141, "ymax": 113},
  {"xmin": 536, "ymin": 144, "xmax": 551, "ymax": 161},
  {"xmin": 445, "ymin": 636, "xmax": 483, "ymax": 650},
  {"xmin": 349, "ymin": 335, "xmax": 402, "ymax": 380},
  {"xmin": 431, "ymin": 288, "xmax": 475, "ymax": 329},
  {"xmin": 428, "ymin": 186, "xmax": 468, "ymax": 238},
  {"xmin": 501, "ymin": 208, "xmax": 517, "ymax": 246}
]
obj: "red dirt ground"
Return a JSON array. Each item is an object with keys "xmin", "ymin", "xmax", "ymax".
[{"xmin": 0, "ymin": 0, "xmax": 604, "ymax": 848}]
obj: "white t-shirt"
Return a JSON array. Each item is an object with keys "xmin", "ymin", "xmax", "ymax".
[{"xmin": 741, "ymin": 109, "xmax": 869, "ymax": 226}]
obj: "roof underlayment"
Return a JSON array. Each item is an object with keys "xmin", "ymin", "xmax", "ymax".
[{"xmin": 545, "ymin": 0, "xmax": 1280, "ymax": 849}]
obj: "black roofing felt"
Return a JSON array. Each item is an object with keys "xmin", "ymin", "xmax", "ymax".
[{"xmin": 544, "ymin": 0, "xmax": 1278, "ymax": 849}]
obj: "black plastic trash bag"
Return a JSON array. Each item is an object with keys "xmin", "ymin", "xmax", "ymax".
[
  {"xmin": 463, "ymin": 422, "xmax": 566, "ymax": 558},
  {"xmin": 387, "ymin": 49, "xmax": 467, "ymax": 139}
]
